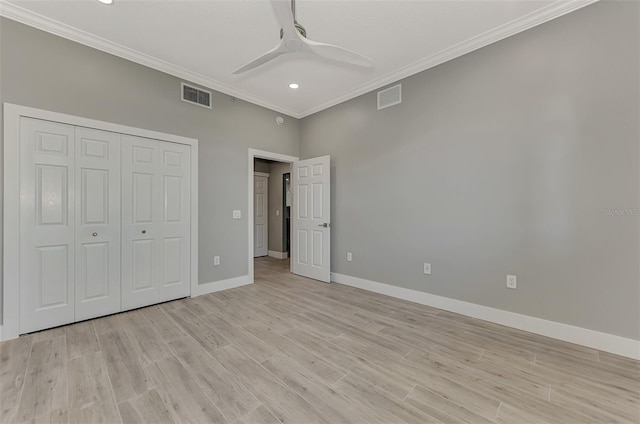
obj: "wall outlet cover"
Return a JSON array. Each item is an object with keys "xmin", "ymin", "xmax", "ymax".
[
  {"xmin": 214, "ymin": 256, "xmax": 221, "ymax": 266},
  {"xmin": 233, "ymin": 210, "xmax": 241, "ymax": 219},
  {"xmin": 424, "ymin": 263, "xmax": 431, "ymax": 275},
  {"xmin": 347, "ymin": 252, "xmax": 353, "ymax": 262},
  {"xmin": 507, "ymin": 274, "xmax": 517, "ymax": 289}
]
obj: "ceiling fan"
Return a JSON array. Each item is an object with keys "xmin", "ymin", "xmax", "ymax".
[{"xmin": 232, "ymin": 0, "xmax": 373, "ymax": 74}]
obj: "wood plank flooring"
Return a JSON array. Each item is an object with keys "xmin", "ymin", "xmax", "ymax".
[{"xmin": 1, "ymin": 257, "xmax": 638, "ymax": 423}]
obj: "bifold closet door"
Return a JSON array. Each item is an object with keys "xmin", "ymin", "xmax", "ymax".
[
  {"xmin": 20, "ymin": 120, "xmax": 123, "ymax": 333},
  {"xmin": 121, "ymin": 135, "xmax": 191, "ymax": 310},
  {"xmin": 74, "ymin": 127, "xmax": 121, "ymax": 321},
  {"xmin": 19, "ymin": 118, "xmax": 76, "ymax": 333}
]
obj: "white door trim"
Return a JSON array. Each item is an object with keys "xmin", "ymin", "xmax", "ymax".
[
  {"xmin": 247, "ymin": 149, "xmax": 298, "ymax": 283},
  {"xmin": 254, "ymin": 172, "xmax": 270, "ymax": 178},
  {"xmin": 2, "ymin": 103, "xmax": 199, "ymax": 341}
]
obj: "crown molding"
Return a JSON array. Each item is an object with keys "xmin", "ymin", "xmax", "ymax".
[
  {"xmin": 0, "ymin": 0, "xmax": 598, "ymax": 119},
  {"xmin": 297, "ymin": 0, "xmax": 600, "ymax": 118},
  {"xmin": 0, "ymin": 0, "xmax": 301, "ymax": 118}
]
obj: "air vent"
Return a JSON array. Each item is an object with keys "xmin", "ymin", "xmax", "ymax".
[
  {"xmin": 377, "ymin": 84, "xmax": 402, "ymax": 110},
  {"xmin": 181, "ymin": 82, "xmax": 212, "ymax": 109}
]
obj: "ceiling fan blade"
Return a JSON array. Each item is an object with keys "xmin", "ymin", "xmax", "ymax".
[
  {"xmin": 271, "ymin": 0, "xmax": 297, "ymax": 38},
  {"xmin": 232, "ymin": 42, "xmax": 286, "ymax": 74},
  {"xmin": 304, "ymin": 38, "xmax": 373, "ymax": 68}
]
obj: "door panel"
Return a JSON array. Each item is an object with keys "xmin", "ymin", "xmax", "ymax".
[
  {"xmin": 81, "ymin": 169, "xmax": 108, "ymax": 224},
  {"xmin": 297, "ymin": 230, "xmax": 308, "ymax": 264},
  {"xmin": 133, "ymin": 173, "xmax": 154, "ymax": 223},
  {"xmin": 254, "ymin": 175, "xmax": 269, "ymax": 257},
  {"xmin": 74, "ymin": 127, "xmax": 121, "ymax": 321},
  {"xmin": 292, "ymin": 156, "xmax": 331, "ymax": 282},
  {"xmin": 122, "ymin": 136, "xmax": 190, "ymax": 310},
  {"xmin": 163, "ymin": 238, "xmax": 182, "ymax": 285},
  {"xmin": 81, "ymin": 243, "xmax": 109, "ymax": 299},
  {"xmin": 312, "ymin": 231, "xmax": 323, "ymax": 267},
  {"xmin": 37, "ymin": 165, "xmax": 68, "ymax": 225},
  {"xmin": 164, "ymin": 176, "xmax": 183, "ymax": 222},
  {"xmin": 132, "ymin": 239, "xmax": 155, "ymax": 291},
  {"xmin": 37, "ymin": 245, "xmax": 69, "ymax": 307},
  {"xmin": 20, "ymin": 118, "xmax": 76, "ymax": 333}
]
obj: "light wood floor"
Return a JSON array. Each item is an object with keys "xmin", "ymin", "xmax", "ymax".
[{"xmin": 1, "ymin": 257, "xmax": 638, "ymax": 424}]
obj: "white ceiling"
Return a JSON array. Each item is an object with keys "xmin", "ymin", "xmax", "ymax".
[{"xmin": 1, "ymin": 0, "xmax": 596, "ymax": 118}]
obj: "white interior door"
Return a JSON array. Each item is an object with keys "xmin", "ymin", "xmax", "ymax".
[
  {"xmin": 19, "ymin": 118, "xmax": 76, "ymax": 333},
  {"xmin": 254, "ymin": 174, "xmax": 269, "ymax": 257},
  {"xmin": 158, "ymin": 141, "xmax": 191, "ymax": 302},
  {"xmin": 121, "ymin": 135, "xmax": 191, "ymax": 310},
  {"xmin": 291, "ymin": 156, "xmax": 331, "ymax": 282},
  {"xmin": 74, "ymin": 127, "xmax": 121, "ymax": 321},
  {"xmin": 121, "ymin": 135, "xmax": 160, "ymax": 310}
]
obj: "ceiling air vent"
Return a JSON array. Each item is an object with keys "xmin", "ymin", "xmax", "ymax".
[
  {"xmin": 181, "ymin": 82, "xmax": 212, "ymax": 109},
  {"xmin": 377, "ymin": 84, "xmax": 402, "ymax": 110}
]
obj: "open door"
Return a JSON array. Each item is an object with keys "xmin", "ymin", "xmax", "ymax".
[{"xmin": 291, "ymin": 156, "xmax": 331, "ymax": 282}]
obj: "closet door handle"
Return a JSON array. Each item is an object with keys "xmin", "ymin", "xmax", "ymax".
[
  {"xmin": 92, "ymin": 232, "xmax": 98, "ymax": 237},
  {"xmin": 142, "ymin": 230, "xmax": 147, "ymax": 234}
]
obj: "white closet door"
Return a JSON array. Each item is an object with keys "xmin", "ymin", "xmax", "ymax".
[
  {"xmin": 74, "ymin": 127, "xmax": 121, "ymax": 321},
  {"xmin": 158, "ymin": 142, "xmax": 191, "ymax": 301},
  {"xmin": 160, "ymin": 141, "xmax": 191, "ymax": 302},
  {"xmin": 19, "ymin": 118, "xmax": 76, "ymax": 333},
  {"xmin": 121, "ymin": 135, "xmax": 161, "ymax": 310},
  {"xmin": 121, "ymin": 135, "xmax": 191, "ymax": 310},
  {"xmin": 254, "ymin": 174, "xmax": 269, "ymax": 257}
]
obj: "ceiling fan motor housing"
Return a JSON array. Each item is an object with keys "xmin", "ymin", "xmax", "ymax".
[{"xmin": 280, "ymin": 22, "xmax": 307, "ymax": 39}]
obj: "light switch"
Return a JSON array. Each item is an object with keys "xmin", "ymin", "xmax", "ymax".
[
  {"xmin": 276, "ymin": 210, "xmax": 280, "ymax": 216},
  {"xmin": 233, "ymin": 210, "xmax": 241, "ymax": 219}
]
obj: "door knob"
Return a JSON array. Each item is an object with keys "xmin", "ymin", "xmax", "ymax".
[
  {"xmin": 142, "ymin": 230, "xmax": 147, "ymax": 234},
  {"xmin": 92, "ymin": 232, "xmax": 98, "ymax": 237},
  {"xmin": 317, "ymin": 223, "xmax": 331, "ymax": 228}
]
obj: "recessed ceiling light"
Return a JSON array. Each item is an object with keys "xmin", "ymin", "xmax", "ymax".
[
  {"xmin": 289, "ymin": 83, "xmax": 299, "ymax": 89},
  {"xmin": 98, "ymin": 0, "xmax": 113, "ymax": 5}
]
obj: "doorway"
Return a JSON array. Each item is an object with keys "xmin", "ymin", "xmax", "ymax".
[
  {"xmin": 248, "ymin": 149, "xmax": 298, "ymax": 282},
  {"xmin": 248, "ymin": 149, "xmax": 332, "ymax": 284},
  {"xmin": 253, "ymin": 159, "xmax": 291, "ymax": 259}
]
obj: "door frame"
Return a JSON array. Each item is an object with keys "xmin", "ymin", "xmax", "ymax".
[
  {"xmin": 2, "ymin": 103, "xmax": 199, "ymax": 341},
  {"xmin": 247, "ymin": 149, "xmax": 298, "ymax": 283}
]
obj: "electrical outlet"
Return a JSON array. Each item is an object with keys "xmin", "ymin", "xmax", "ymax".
[
  {"xmin": 424, "ymin": 263, "xmax": 431, "ymax": 275},
  {"xmin": 507, "ymin": 274, "xmax": 517, "ymax": 289},
  {"xmin": 276, "ymin": 210, "xmax": 280, "ymax": 216},
  {"xmin": 214, "ymin": 256, "xmax": 220, "ymax": 266},
  {"xmin": 232, "ymin": 210, "xmax": 241, "ymax": 219},
  {"xmin": 347, "ymin": 252, "xmax": 353, "ymax": 262}
]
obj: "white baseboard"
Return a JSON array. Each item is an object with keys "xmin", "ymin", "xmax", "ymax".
[
  {"xmin": 192, "ymin": 275, "xmax": 252, "ymax": 297},
  {"xmin": 268, "ymin": 250, "xmax": 288, "ymax": 259},
  {"xmin": 331, "ymin": 272, "xmax": 640, "ymax": 360}
]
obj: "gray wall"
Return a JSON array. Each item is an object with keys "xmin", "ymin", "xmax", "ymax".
[
  {"xmin": 268, "ymin": 162, "xmax": 292, "ymax": 253},
  {"xmin": 0, "ymin": 18, "xmax": 300, "ymax": 324},
  {"xmin": 299, "ymin": 1, "xmax": 640, "ymax": 340}
]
